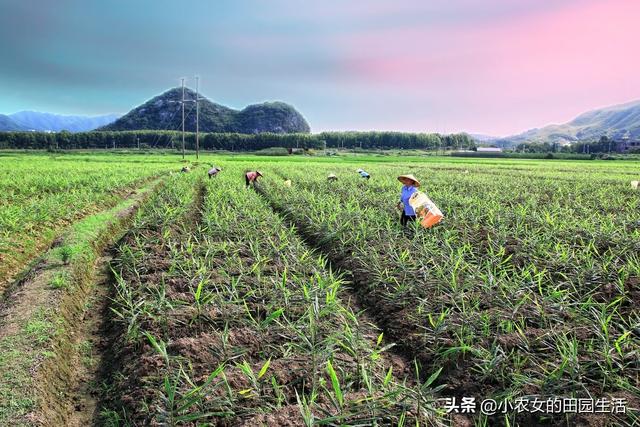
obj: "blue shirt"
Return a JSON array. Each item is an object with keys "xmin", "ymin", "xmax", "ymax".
[
  {"xmin": 400, "ymin": 185, "xmax": 418, "ymax": 215},
  {"xmin": 359, "ymin": 171, "xmax": 370, "ymax": 178}
]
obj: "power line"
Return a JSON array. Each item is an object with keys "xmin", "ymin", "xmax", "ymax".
[{"xmin": 181, "ymin": 78, "xmax": 185, "ymax": 159}]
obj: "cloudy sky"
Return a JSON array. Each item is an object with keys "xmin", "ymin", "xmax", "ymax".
[{"xmin": 0, "ymin": 0, "xmax": 638, "ymax": 136}]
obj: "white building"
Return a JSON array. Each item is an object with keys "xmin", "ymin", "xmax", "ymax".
[{"xmin": 477, "ymin": 147, "xmax": 502, "ymax": 152}]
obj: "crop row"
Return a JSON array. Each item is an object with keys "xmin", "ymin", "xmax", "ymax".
[
  {"xmin": 258, "ymin": 162, "xmax": 639, "ymax": 425},
  {"xmin": 102, "ymin": 167, "xmax": 446, "ymax": 425}
]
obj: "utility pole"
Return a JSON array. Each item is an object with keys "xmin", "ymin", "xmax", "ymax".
[
  {"xmin": 195, "ymin": 75, "xmax": 200, "ymax": 160},
  {"xmin": 181, "ymin": 78, "xmax": 185, "ymax": 160}
]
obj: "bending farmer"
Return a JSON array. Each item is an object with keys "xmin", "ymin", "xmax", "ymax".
[
  {"xmin": 208, "ymin": 166, "xmax": 222, "ymax": 178},
  {"xmin": 245, "ymin": 170, "xmax": 263, "ymax": 188},
  {"xmin": 356, "ymin": 169, "xmax": 371, "ymax": 180},
  {"xmin": 397, "ymin": 174, "xmax": 420, "ymax": 226}
]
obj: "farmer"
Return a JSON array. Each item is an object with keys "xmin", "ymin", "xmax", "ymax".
[
  {"xmin": 284, "ymin": 178, "xmax": 292, "ymax": 187},
  {"xmin": 397, "ymin": 174, "xmax": 420, "ymax": 227},
  {"xmin": 181, "ymin": 166, "xmax": 190, "ymax": 173},
  {"xmin": 208, "ymin": 166, "xmax": 222, "ymax": 178},
  {"xmin": 327, "ymin": 173, "xmax": 338, "ymax": 181},
  {"xmin": 245, "ymin": 170, "xmax": 262, "ymax": 188},
  {"xmin": 356, "ymin": 169, "xmax": 371, "ymax": 180}
]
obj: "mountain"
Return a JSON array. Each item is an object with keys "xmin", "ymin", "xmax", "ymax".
[
  {"xmin": 499, "ymin": 100, "xmax": 640, "ymax": 146},
  {"xmin": 100, "ymin": 88, "xmax": 310, "ymax": 133},
  {"xmin": 8, "ymin": 111, "xmax": 119, "ymax": 132},
  {"xmin": 0, "ymin": 114, "xmax": 26, "ymax": 131}
]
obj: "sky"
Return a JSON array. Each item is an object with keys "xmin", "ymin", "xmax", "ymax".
[{"xmin": 0, "ymin": 0, "xmax": 639, "ymax": 136}]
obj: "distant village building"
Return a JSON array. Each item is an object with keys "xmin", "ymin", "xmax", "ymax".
[{"xmin": 477, "ymin": 147, "xmax": 502, "ymax": 153}]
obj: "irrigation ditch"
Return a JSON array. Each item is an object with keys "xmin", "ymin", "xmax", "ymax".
[{"xmin": 0, "ymin": 178, "xmax": 166, "ymax": 425}]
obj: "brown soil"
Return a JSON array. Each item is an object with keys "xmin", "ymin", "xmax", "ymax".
[
  {"xmin": 65, "ymin": 256, "xmax": 115, "ymax": 426},
  {"xmin": 237, "ymin": 405, "xmax": 304, "ymax": 427}
]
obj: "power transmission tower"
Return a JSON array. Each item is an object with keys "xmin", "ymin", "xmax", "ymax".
[
  {"xmin": 195, "ymin": 76, "xmax": 200, "ymax": 160},
  {"xmin": 181, "ymin": 78, "xmax": 186, "ymax": 159}
]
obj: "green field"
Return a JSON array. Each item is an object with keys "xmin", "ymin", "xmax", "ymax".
[{"xmin": 0, "ymin": 151, "xmax": 638, "ymax": 426}]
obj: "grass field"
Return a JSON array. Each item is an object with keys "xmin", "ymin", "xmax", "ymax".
[{"xmin": 0, "ymin": 151, "xmax": 638, "ymax": 426}]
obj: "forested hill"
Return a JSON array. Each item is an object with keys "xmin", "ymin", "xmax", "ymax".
[{"xmin": 100, "ymin": 88, "xmax": 311, "ymax": 134}]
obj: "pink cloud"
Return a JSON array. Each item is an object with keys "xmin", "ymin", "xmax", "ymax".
[{"xmin": 336, "ymin": 0, "xmax": 640, "ymax": 135}]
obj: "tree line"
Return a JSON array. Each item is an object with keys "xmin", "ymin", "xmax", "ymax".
[
  {"xmin": 515, "ymin": 136, "xmax": 639, "ymax": 155},
  {"xmin": 0, "ymin": 130, "xmax": 475, "ymax": 151}
]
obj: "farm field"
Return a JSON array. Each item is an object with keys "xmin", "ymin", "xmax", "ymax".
[
  {"xmin": 0, "ymin": 151, "xmax": 638, "ymax": 426},
  {"xmin": 0, "ymin": 152, "xmax": 177, "ymax": 290}
]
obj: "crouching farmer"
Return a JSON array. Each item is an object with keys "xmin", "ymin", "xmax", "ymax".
[{"xmin": 245, "ymin": 170, "xmax": 263, "ymax": 188}]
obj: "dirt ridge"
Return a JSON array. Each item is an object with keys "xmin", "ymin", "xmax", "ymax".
[{"xmin": 0, "ymin": 179, "xmax": 164, "ymax": 426}]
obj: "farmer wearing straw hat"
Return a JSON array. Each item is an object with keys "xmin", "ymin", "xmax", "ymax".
[
  {"xmin": 397, "ymin": 174, "xmax": 420, "ymax": 226},
  {"xmin": 327, "ymin": 173, "xmax": 338, "ymax": 181},
  {"xmin": 245, "ymin": 170, "xmax": 263, "ymax": 188}
]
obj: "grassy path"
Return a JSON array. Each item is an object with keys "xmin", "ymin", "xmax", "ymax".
[{"xmin": 0, "ymin": 178, "xmax": 163, "ymax": 426}]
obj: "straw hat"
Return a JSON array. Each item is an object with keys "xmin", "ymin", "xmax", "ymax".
[
  {"xmin": 328, "ymin": 173, "xmax": 337, "ymax": 179},
  {"xmin": 256, "ymin": 170, "xmax": 263, "ymax": 176},
  {"xmin": 398, "ymin": 174, "xmax": 420, "ymax": 187}
]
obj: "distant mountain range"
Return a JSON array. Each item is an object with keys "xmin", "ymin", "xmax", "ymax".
[
  {"xmin": 3, "ymin": 94, "xmax": 637, "ymax": 141},
  {"xmin": 0, "ymin": 114, "xmax": 25, "ymax": 131},
  {"xmin": 100, "ymin": 87, "xmax": 310, "ymax": 134},
  {"xmin": 0, "ymin": 111, "xmax": 119, "ymax": 132},
  {"xmin": 488, "ymin": 100, "xmax": 640, "ymax": 146}
]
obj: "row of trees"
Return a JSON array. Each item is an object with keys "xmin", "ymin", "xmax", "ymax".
[
  {"xmin": 318, "ymin": 131, "xmax": 474, "ymax": 150},
  {"xmin": 515, "ymin": 136, "xmax": 639, "ymax": 155},
  {"xmin": 0, "ymin": 130, "xmax": 476, "ymax": 151},
  {"xmin": 514, "ymin": 142, "xmax": 565, "ymax": 153},
  {"xmin": 0, "ymin": 131, "xmax": 324, "ymax": 150}
]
